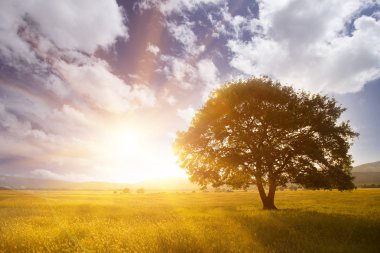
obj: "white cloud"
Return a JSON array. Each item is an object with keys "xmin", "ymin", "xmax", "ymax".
[
  {"xmin": 57, "ymin": 58, "xmax": 155, "ymax": 113},
  {"xmin": 207, "ymin": 4, "xmax": 258, "ymax": 39},
  {"xmin": 166, "ymin": 95, "xmax": 177, "ymax": 105},
  {"xmin": 136, "ymin": 0, "xmax": 223, "ymax": 15},
  {"xmin": 137, "ymin": 0, "xmax": 223, "ymax": 57},
  {"xmin": 177, "ymin": 107, "xmax": 196, "ymax": 123},
  {"xmin": 0, "ymin": 0, "xmax": 154, "ymax": 115},
  {"xmin": 43, "ymin": 75, "xmax": 69, "ymax": 98},
  {"xmin": 0, "ymin": 84, "xmax": 97, "ymax": 152},
  {"xmin": 161, "ymin": 0, "xmax": 223, "ymax": 14},
  {"xmin": 167, "ymin": 21, "xmax": 198, "ymax": 54},
  {"xmin": 227, "ymin": 0, "xmax": 380, "ymax": 93},
  {"xmin": 197, "ymin": 59, "xmax": 221, "ymax": 99},
  {"xmin": 61, "ymin": 105, "xmax": 89, "ymax": 125},
  {"xmin": 160, "ymin": 55, "xmax": 221, "ymax": 95},
  {"xmin": 0, "ymin": 0, "xmax": 127, "ymax": 57},
  {"xmin": 147, "ymin": 43, "xmax": 160, "ymax": 56},
  {"xmin": 131, "ymin": 84, "xmax": 157, "ymax": 107},
  {"xmin": 0, "ymin": 102, "xmax": 50, "ymax": 142},
  {"xmin": 161, "ymin": 88, "xmax": 177, "ymax": 105},
  {"xmin": 197, "ymin": 59, "xmax": 219, "ymax": 86},
  {"xmin": 161, "ymin": 55, "xmax": 197, "ymax": 89},
  {"xmin": 0, "ymin": 0, "xmax": 127, "ymax": 75}
]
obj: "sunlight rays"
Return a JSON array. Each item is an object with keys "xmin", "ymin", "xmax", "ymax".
[{"xmin": 85, "ymin": 122, "xmax": 185, "ymax": 183}]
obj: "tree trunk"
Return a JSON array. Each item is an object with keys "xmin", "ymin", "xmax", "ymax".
[{"xmin": 256, "ymin": 181, "xmax": 278, "ymax": 210}]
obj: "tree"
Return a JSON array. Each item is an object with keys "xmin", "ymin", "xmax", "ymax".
[{"xmin": 174, "ymin": 78, "xmax": 358, "ymax": 210}]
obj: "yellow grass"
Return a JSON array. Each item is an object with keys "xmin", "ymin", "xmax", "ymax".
[{"xmin": 0, "ymin": 189, "xmax": 379, "ymax": 252}]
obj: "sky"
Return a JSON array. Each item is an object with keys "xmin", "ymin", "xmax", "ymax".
[{"xmin": 0, "ymin": 0, "xmax": 379, "ymax": 183}]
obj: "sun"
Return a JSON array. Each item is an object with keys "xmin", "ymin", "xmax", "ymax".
[
  {"xmin": 86, "ymin": 122, "xmax": 186, "ymax": 183},
  {"xmin": 112, "ymin": 128, "xmax": 141, "ymax": 154},
  {"xmin": 102, "ymin": 126, "xmax": 144, "ymax": 160}
]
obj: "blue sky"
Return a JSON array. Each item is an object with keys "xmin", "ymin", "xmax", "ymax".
[{"xmin": 0, "ymin": 0, "xmax": 379, "ymax": 182}]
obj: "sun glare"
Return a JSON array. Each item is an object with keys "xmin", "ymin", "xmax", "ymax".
[
  {"xmin": 110, "ymin": 128, "xmax": 142, "ymax": 154},
  {"xmin": 89, "ymin": 124, "xmax": 185, "ymax": 183}
]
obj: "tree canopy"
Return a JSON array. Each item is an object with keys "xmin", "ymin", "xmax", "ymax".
[{"xmin": 174, "ymin": 78, "xmax": 358, "ymax": 209}]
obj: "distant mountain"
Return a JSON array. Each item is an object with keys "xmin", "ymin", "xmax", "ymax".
[
  {"xmin": 352, "ymin": 161, "xmax": 380, "ymax": 173},
  {"xmin": 352, "ymin": 161, "xmax": 380, "ymax": 186},
  {"xmin": 0, "ymin": 175, "xmax": 199, "ymax": 191},
  {"xmin": 4, "ymin": 161, "xmax": 379, "ymax": 189},
  {"xmin": 0, "ymin": 176, "xmax": 129, "ymax": 190}
]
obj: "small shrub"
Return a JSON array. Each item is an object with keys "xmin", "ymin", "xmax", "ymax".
[
  {"xmin": 361, "ymin": 184, "xmax": 380, "ymax": 188},
  {"xmin": 136, "ymin": 188, "xmax": 145, "ymax": 194}
]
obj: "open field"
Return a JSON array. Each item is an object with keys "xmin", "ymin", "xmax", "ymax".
[{"xmin": 0, "ymin": 189, "xmax": 380, "ymax": 253}]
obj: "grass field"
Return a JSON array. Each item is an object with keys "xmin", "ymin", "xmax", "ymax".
[{"xmin": 0, "ymin": 189, "xmax": 379, "ymax": 253}]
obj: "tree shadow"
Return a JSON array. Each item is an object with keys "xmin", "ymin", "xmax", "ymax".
[{"xmin": 230, "ymin": 209, "xmax": 380, "ymax": 253}]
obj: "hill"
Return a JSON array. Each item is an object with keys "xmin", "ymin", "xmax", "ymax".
[
  {"xmin": 352, "ymin": 161, "xmax": 380, "ymax": 172},
  {"xmin": 0, "ymin": 176, "xmax": 129, "ymax": 190},
  {"xmin": 352, "ymin": 161, "xmax": 380, "ymax": 186},
  {"xmin": 0, "ymin": 176, "xmax": 198, "ymax": 191},
  {"xmin": 2, "ymin": 161, "xmax": 379, "ymax": 189}
]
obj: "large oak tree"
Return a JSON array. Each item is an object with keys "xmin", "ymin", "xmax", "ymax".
[{"xmin": 174, "ymin": 78, "xmax": 358, "ymax": 209}]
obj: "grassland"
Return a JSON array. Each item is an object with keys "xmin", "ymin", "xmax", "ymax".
[{"xmin": 0, "ymin": 189, "xmax": 379, "ymax": 253}]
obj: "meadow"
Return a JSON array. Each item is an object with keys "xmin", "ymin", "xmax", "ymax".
[{"xmin": 0, "ymin": 189, "xmax": 379, "ymax": 253}]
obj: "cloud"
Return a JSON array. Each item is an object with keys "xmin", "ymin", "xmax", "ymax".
[
  {"xmin": 197, "ymin": 59, "xmax": 221, "ymax": 99},
  {"xmin": 161, "ymin": 55, "xmax": 197, "ymax": 89},
  {"xmin": 166, "ymin": 95, "xmax": 177, "ymax": 105},
  {"xmin": 0, "ymin": 102, "xmax": 49, "ymax": 142},
  {"xmin": 57, "ymin": 58, "xmax": 156, "ymax": 113},
  {"xmin": 0, "ymin": 91, "xmax": 93, "ymax": 152},
  {"xmin": 0, "ymin": 0, "xmax": 158, "ymax": 179},
  {"xmin": 226, "ymin": 0, "xmax": 380, "ymax": 93},
  {"xmin": 177, "ymin": 106, "xmax": 196, "ymax": 123},
  {"xmin": 160, "ymin": 0, "xmax": 223, "ymax": 15},
  {"xmin": 136, "ymin": 0, "xmax": 223, "ymax": 15},
  {"xmin": 61, "ymin": 104, "xmax": 86, "ymax": 121},
  {"xmin": 0, "ymin": 0, "xmax": 155, "ymax": 115},
  {"xmin": 147, "ymin": 43, "xmax": 160, "ymax": 56},
  {"xmin": 43, "ymin": 75, "xmax": 70, "ymax": 98},
  {"xmin": 0, "ymin": 0, "xmax": 127, "ymax": 58},
  {"xmin": 161, "ymin": 88, "xmax": 177, "ymax": 105},
  {"xmin": 167, "ymin": 20, "xmax": 198, "ymax": 54},
  {"xmin": 197, "ymin": 59, "xmax": 219, "ymax": 86},
  {"xmin": 137, "ymin": 0, "xmax": 219, "ymax": 58},
  {"xmin": 208, "ymin": 4, "xmax": 256, "ymax": 39},
  {"xmin": 159, "ymin": 53, "xmax": 221, "ymax": 98},
  {"xmin": 130, "ymin": 84, "xmax": 157, "ymax": 107}
]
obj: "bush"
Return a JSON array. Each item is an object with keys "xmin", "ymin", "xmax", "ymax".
[
  {"xmin": 136, "ymin": 188, "xmax": 145, "ymax": 194},
  {"xmin": 123, "ymin": 188, "xmax": 130, "ymax": 193},
  {"xmin": 361, "ymin": 184, "xmax": 380, "ymax": 188}
]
